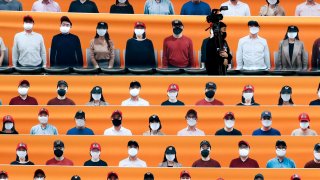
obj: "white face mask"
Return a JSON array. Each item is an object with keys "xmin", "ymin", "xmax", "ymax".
[
  {"xmin": 118, "ymin": 0, "xmax": 126, "ymax": 3},
  {"xmin": 97, "ymin": 29, "xmax": 107, "ymax": 36},
  {"xmin": 150, "ymin": 122, "xmax": 160, "ymax": 131},
  {"xmin": 0, "ymin": 178, "xmax": 8, "ymax": 180},
  {"xmin": 76, "ymin": 119, "xmax": 85, "ymax": 127},
  {"xmin": 38, "ymin": 116, "xmax": 48, "ymax": 124},
  {"xmin": 187, "ymin": 118, "xmax": 197, "ymax": 126},
  {"xmin": 4, "ymin": 122, "xmax": 13, "ymax": 130},
  {"xmin": 92, "ymin": 94, "xmax": 101, "ymax": 101},
  {"xmin": 60, "ymin": 26, "xmax": 70, "ymax": 34},
  {"xmin": 300, "ymin": 122, "xmax": 309, "ymax": 129},
  {"xmin": 287, "ymin": 32, "xmax": 297, "ymax": 39},
  {"xmin": 262, "ymin": 120, "xmax": 272, "ymax": 127},
  {"xmin": 239, "ymin": 148, "xmax": 250, "ymax": 157},
  {"xmin": 168, "ymin": 92, "xmax": 178, "ymax": 100},
  {"xmin": 134, "ymin": 29, "xmax": 145, "ymax": 36},
  {"xmin": 128, "ymin": 148, "xmax": 138, "ymax": 157},
  {"xmin": 24, "ymin": 22, "xmax": 33, "ymax": 31},
  {"xmin": 90, "ymin": 151, "xmax": 100, "ymax": 160},
  {"xmin": 34, "ymin": 178, "xmax": 44, "ymax": 180},
  {"xmin": 267, "ymin": 0, "xmax": 277, "ymax": 5},
  {"xmin": 281, "ymin": 94, "xmax": 291, "ymax": 102},
  {"xmin": 225, "ymin": 120, "xmax": 235, "ymax": 128},
  {"xmin": 243, "ymin": 92, "xmax": 253, "ymax": 100},
  {"xmin": 318, "ymin": 90, "xmax": 320, "ymax": 98},
  {"xmin": 314, "ymin": 151, "xmax": 320, "ymax": 160},
  {"xmin": 249, "ymin": 27, "xmax": 259, "ymax": 35},
  {"xmin": 276, "ymin": 148, "xmax": 286, "ymax": 157},
  {"xmin": 166, "ymin": 154, "xmax": 175, "ymax": 161},
  {"xmin": 129, "ymin": 88, "xmax": 140, "ymax": 97},
  {"xmin": 210, "ymin": 29, "xmax": 214, "ymax": 38},
  {"xmin": 17, "ymin": 150, "xmax": 27, "ymax": 158},
  {"xmin": 18, "ymin": 87, "xmax": 29, "ymax": 96}
]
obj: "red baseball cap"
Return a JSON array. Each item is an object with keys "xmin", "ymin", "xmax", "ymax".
[
  {"xmin": 111, "ymin": 110, "xmax": 122, "ymax": 118},
  {"xmin": 299, "ymin": 113, "xmax": 310, "ymax": 122},
  {"xmin": 38, "ymin": 108, "xmax": 49, "ymax": 116},
  {"xmin": 107, "ymin": 171, "xmax": 118, "ymax": 178},
  {"xmin": 291, "ymin": 174, "xmax": 301, "ymax": 180},
  {"xmin": 238, "ymin": 140, "xmax": 250, "ymax": 148},
  {"xmin": 180, "ymin": 170, "xmax": 191, "ymax": 178},
  {"xmin": 3, "ymin": 115, "xmax": 14, "ymax": 123},
  {"xmin": 134, "ymin": 21, "xmax": 146, "ymax": 29},
  {"xmin": 19, "ymin": 80, "xmax": 30, "ymax": 87},
  {"xmin": 16, "ymin": 142, "xmax": 28, "ymax": 151},
  {"xmin": 90, "ymin": 143, "xmax": 101, "ymax": 151},
  {"xmin": 23, "ymin": 15, "xmax": 34, "ymax": 23},
  {"xmin": 243, "ymin": 85, "xmax": 254, "ymax": 92},
  {"xmin": 0, "ymin": 171, "xmax": 8, "ymax": 177},
  {"xmin": 224, "ymin": 112, "xmax": 235, "ymax": 119},
  {"xmin": 167, "ymin": 83, "xmax": 179, "ymax": 92}
]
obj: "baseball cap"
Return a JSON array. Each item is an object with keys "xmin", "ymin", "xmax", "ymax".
[
  {"xmin": 61, "ymin": 16, "xmax": 72, "ymax": 26},
  {"xmin": 149, "ymin": 115, "xmax": 160, "ymax": 122},
  {"xmin": 314, "ymin": 143, "xmax": 320, "ymax": 151},
  {"xmin": 238, "ymin": 140, "xmax": 250, "ymax": 148},
  {"xmin": 3, "ymin": 115, "xmax": 14, "ymax": 123},
  {"xmin": 172, "ymin": 19, "xmax": 183, "ymax": 27},
  {"xmin": 186, "ymin": 109, "xmax": 197, "ymax": 118},
  {"xmin": 111, "ymin": 110, "xmax": 122, "ymax": 118},
  {"xmin": 165, "ymin": 146, "xmax": 176, "ymax": 154},
  {"xmin": 261, "ymin": 111, "xmax": 271, "ymax": 119},
  {"xmin": 200, "ymin": 140, "xmax": 211, "ymax": 148},
  {"xmin": 128, "ymin": 140, "xmax": 139, "ymax": 148},
  {"xmin": 57, "ymin": 80, "xmax": 68, "ymax": 87},
  {"xmin": 19, "ymin": 80, "xmax": 30, "ymax": 87},
  {"xmin": 54, "ymin": 140, "xmax": 65, "ymax": 148},
  {"xmin": 90, "ymin": 143, "xmax": 101, "ymax": 151},
  {"xmin": 180, "ymin": 170, "xmax": 191, "ymax": 178},
  {"xmin": 34, "ymin": 169, "xmax": 45, "ymax": 178},
  {"xmin": 134, "ymin": 21, "xmax": 146, "ymax": 29},
  {"xmin": 71, "ymin": 175, "xmax": 81, "ymax": 180},
  {"xmin": 298, "ymin": 113, "xmax": 310, "ymax": 122},
  {"xmin": 275, "ymin": 140, "xmax": 287, "ymax": 147},
  {"xmin": 91, "ymin": 86, "xmax": 102, "ymax": 94},
  {"xmin": 287, "ymin": 25, "xmax": 299, "ymax": 32},
  {"xmin": 75, "ymin": 110, "xmax": 85, "ymax": 119},
  {"xmin": 0, "ymin": 171, "xmax": 8, "ymax": 178},
  {"xmin": 205, "ymin": 82, "xmax": 216, "ymax": 89},
  {"xmin": 167, "ymin": 83, "xmax": 179, "ymax": 92},
  {"xmin": 248, "ymin": 20, "xmax": 259, "ymax": 27},
  {"xmin": 243, "ymin": 85, "xmax": 254, "ymax": 92},
  {"xmin": 144, "ymin": 172, "xmax": 154, "ymax": 179},
  {"xmin": 16, "ymin": 142, "xmax": 28, "ymax": 151},
  {"xmin": 38, "ymin": 108, "xmax": 49, "ymax": 116},
  {"xmin": 224, "ymin": 112, "xmax": 235, "ymax": 119},
  {"xmin": 254, "ymin": 173, "xmax": 264, "ymax": 180},
  {"xmin": 23, "ymin": 15, "xmax": 34, "ymax": 23},
  {"xmin": 107, "ymin": 171, "xmax": 118, "ymax": 179},
  {"xmin": 97, "ymin": 22, "xmax": 108, "ymax": 29},
  {"xmin": 280, "ymin": 86, "xmax": 292, "ymax": 94},
  {"xmin": 130, "ymin": 81, "xmax": 141, "ymax": 88},
  {"xmin": 291, "ymin": 174, "xmax": 301, "ymax": 180}
]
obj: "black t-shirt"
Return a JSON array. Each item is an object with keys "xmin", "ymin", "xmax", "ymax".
[
  {"xmin": 84, "ymin": 159, "xmax": 108, "ymax": 166},
  {"xmin": 161, "ymin": 100, "xmax": 185, "ymax": 106},
  {"xmin": 68, "ymin": 0, "xmax": 99, "ymax": 13},
  {"xmin": 289, "ymin": 43, "xmax": 294, "ymax": 61},
  {"xmin": 215, "ymin": 128, "xmax": 242, "ymax": 136},
  {"xmin": 0, "ymin": 130, "xmax": 19, "ymax": 134},
  {"xmin": 310, "ymin": 99, "xmax": 320, "ymax": 106},
  {"xmin": 10, "ymin": 161, "xmax": 34, "ymax": 165},
  {"xmin": 237, "ymin": 102, "xmax": 260, "ymax": 106},
  {"xmin": 110, "ymin": 4, "xmax": 134, "ymax": 14}
]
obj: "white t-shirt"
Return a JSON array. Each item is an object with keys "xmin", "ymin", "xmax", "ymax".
[
  {"xmin": 177, "ymin": 127, "xmax": 205, "ymax": 136},
  {"xmin": 121, "ymin": 97, "xmax": 149, "ymax": 106},
  {"xmin": 119, "ymin": 157, "xmax": 147, "ymax": 167},
  {"xmin": 220, "ymin": 1, "xmax": 251, "ymax": 16},
  {"xmin": 103, "ymin": 126, "xmax": 132, "ymax": 136}
]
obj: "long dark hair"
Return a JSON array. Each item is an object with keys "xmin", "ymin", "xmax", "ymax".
[
  {"xmin": 283, "ymin": 26, "xmax": 300, "ymax": 40},
  {"xmin": 162, "ymin": 148, "xmax": 179, "ymax": 163},
  {"xmin": 241, "ymin": 96, "xmax": 257, "ymax": 105},
  {"xmin": 116, "ymin": 0, "xmax": 130, "ymax": 5},
  {"xmin": 266, "ymin": 0, "xmax": 279, "ymax": 5},
  {"xmin": 1, "ymin": 121, "xmax": 18, "ymax": 133},
  {"xmin": 94, "ymin": 22, "xmax": 112, "ymax": 51},
  {"xmin": 148, "ymin": 119, "xmax": 162, "ymax": 133},
  {"xmin": 15, "ymin": 154, "xmax": 29, "ymax": 162},
  {"xmin": 278, "ymin": 93, "xmax": 294, "ymax": 105},
  {"xmin": 88, "ymin": 86, "xmax": 106, "ymax": 102},
  {"xmin": 133, "ymin": 32, "xmax": 146, "ymax": 39}
]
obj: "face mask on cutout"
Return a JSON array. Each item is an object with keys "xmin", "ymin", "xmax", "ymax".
[
  {"xmin": 18, "ymin": 87, "xmax": 29, "ymax": 96},
  {"xmin": 60, "ymin": 26, "xmax": 70, "ymax": 34},
  {"xmin": 129, "ymin": 88, "xmax": 140, "ymax": 97},
  {"xmin": 34, "ymin": 178, "xmax": 44, "ymax": 180},
  {"xmin": 118, "ymin": 0, "xmax": 126, "ymax": 3},
  {"xmin": 150, "ymin": 122, "xmax": 160, "ymax": 131},
  {"xmin": 90, "ymin": 151, "xmax": 100, "ymax": 160},
  {"xmin": 17, "ymin": 150, "xmax": 27, "ymax": 158},
  {"xmin": 249, "ymin": 27, "xmax": 259, "ymax": 35},
  {"xmin": 267, "ymin": 0, "xmax": 277, "ymax": 5},
  {"xmin": 300, "ymin": 122, "xmax": 309, "ymax": 129},
  {"xmin": 38, "ymin": 116, "xmax": 48, "ymax": 124},
  {"xmin": 57, "ymin": 88, "xmax": 67, "ymax": 97},
  {"xmin": 225, "ymin": 120, "xmax": 235, "ymax": 128},
  {"xmin": 4, "ymin": 122, "xmax": 13, "ymax": 130},
  {"xmin": 112, "ymin": 119, "xmax": 122, "ymax": 127},
  {"xmin": 54, "ymin": 149, "xmax": 64, "ymax": 157},
  {"xmin": 173, "ymin": 27, "xmax": 183, "ymax": 35},
  {"xmin": 168, "ymin": 92, "xmax": 178, "ymax": 100},
  {"xmin": 23, "ymin": 23, "xmax": 33, "ymax": 31},
  {"xmin": 287, "ymin": 32, "xmax": 297, "ymax": 39},
  {"xmin": 222, "ymin": 32, "xmax": 227, "ymax": 39},
  {"xmin": 281, "ymin": 94, "xmax": 291, "ymax": 102},
  {"xmin": 262, "ymin": 120, "xmax": 272, "ymax": 127},
  {"xmin": 317, "ymin": 90, "xmax": 320, "ymax": 98},
  {"xmin": 76, "ymin": 119, "xmax": 85, "ymax": 127},
  {"xmin": 201, "ymin": 149, "xmax": 210, "ymax": 158},
  {"xmin": 276, "ymin": 148, "xmax": 286, "ymax": 157},
  {"xmin": 314, "ymin": 151, "xmax": 320, "ymax": 160},
  {"xmin": 128, "ymin": 148, "xmax": 138, "ymax": 157},
  {"xmin": 166, "ymin": 154, "xmax": 175, "ymax": 161},
  {"xmin": 205, "ymin": 90, "xmax": 215, "ymax": 99},
  {"xmin": 239, "ymin": 148, "xmax": 250, "ymax": 157},
  {"xmin": 97, "ymin": 29, "xmax": 107, "ymax": 36},
  {"xmin": 243, "ymin": 92, "xmax": 253, "ymax": 100},
  {"xmin": 134, "ymin": 29, "xmax": 145, "ymax": 36},
  {"xmin": 187, "ymin": 118, "xmax": 197, "ymax": 126},
  {"xmin": 92, "ymin": 94, "xmax": 101, "ymax": 101}
]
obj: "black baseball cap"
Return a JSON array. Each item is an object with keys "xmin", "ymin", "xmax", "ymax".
[
  {"xmin": 165, "ymin": 146, "xmax": 176, "ymax": 154},
  {"xmin": 280, "ymin": 86, "xmax": 292, "ymax": 94},
  {"xmin": 57, "ymin": 80, "xmax": 68, "ymax": 87},
  {"xmin": 287, "ymin": 25, "xmax": 299, "ymax": 32},
  {"xmin": 75, "ymin": 110, "xmax": 85, "ymax": 119},
  {"xmin": 128, "ymin": 140, "xmax": 139, "ymax": 148},
  {"xmin": 172, "ymin": 19, "xmax": 183, "ymax": 27},
  {"xmin": 97, "ymin": 22, "xmax": 108, "ymax": 29},
  {"xmin": 261, "ymin": 111, "xmax": 272, "ymax": 118},
  {"xmin": 71, "ymin": 175, "xmax": 81, "ymax": 180},
  {"xmin": 91, "ymin": 86, "xmax": 102, "ymax": 94},
  {"xmin": 254, "ymin": 173, "xmax": 264, "ymax": 180},
  {"xmin": 276, "ymin": 140, "xmax": 287, "ymax": 147},
  {"xmin": 205, "ymin": 82, "xmax": 216, "ymax": 89},
  {"xmin": 200, "ymin": 140, "xmax": 211, "ymax": 148},
  {"xmin": 130, "ymin": 81, "xmax": 141, "ymax": 88},
  {"xmin": 61, "ymin": 16, "xmax": 72, "ymax": 26},
  {"xmin": 23, "ymin": 15, "xmax": 34, "ymax": 23},
  {"xmin": 314, "ymin": 143, "xmax": 320, "ymax": 151},
  {"xmin": 144, "ymin": 172, "xmax": 154, "ymax": 180},
  {"xmin": 34, "ymin": 169, "xmax": 45, "ymax": 178},
  {"xmin": 54, "ymin": 140, "xmax": 65, "ymax": 148},
  {"xmin": 149, "ymin": 115, "xmax": 160, "ymax": 122},
  {"xmin": 248, "ymin": 20, "xmax": 260, "ymax": 27}
]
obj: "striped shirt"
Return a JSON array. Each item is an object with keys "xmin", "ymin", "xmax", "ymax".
[{"xmin": 30, "ymin": 124, "xmax": 58, "ymax": 135}]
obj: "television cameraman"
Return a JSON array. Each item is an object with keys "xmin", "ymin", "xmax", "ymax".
[{"xmin": 204, "ymin": 7, "xmax": 232, "ymax": 75}]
